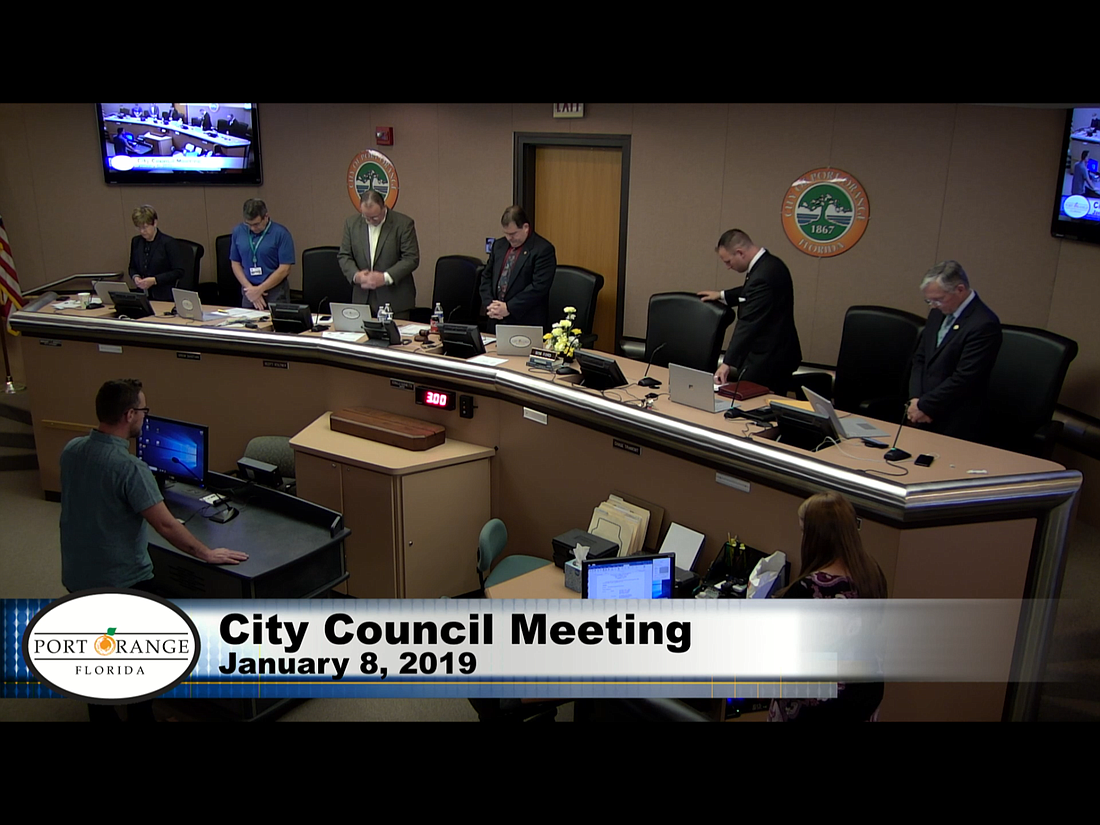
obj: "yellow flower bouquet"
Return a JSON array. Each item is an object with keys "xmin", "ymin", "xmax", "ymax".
[{"xmin": 543, "ymin": 306, "xmax": 584, "ymax": 359}]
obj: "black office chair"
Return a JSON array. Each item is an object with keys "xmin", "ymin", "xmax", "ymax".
[
  {"xmin": 633, "ymin": 292, "xmax": 735, "ymax": 373},
  {"xmin": 978, "ymin": 325, "xmax": 1078, "ymax": 459},
  {"xmin": 799, "ymin": 306, "xmax": 926, "ymax": 420},
  {"xmin": 175, "ymin": 239, "xmax": 204, "ymax": 292},
  {"xmin": 216, "ymin": 119, "xmax": 229, "ymax": 133},
  {"xmin": 548, "ymin": 265, "xmax": 603, "ymax": 348},
  {"xmin": 408, "ymin": 255, "xmax": 483, "ymax": 324},
  {"xmin": 215, "ymin": 233, "xmax": 237, "ymax": 306},
  {"xmin": 301, "ymin": 246, "xmax": 351, "ymax": 313}
]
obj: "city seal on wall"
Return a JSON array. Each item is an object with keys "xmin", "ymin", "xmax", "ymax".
[
  {"xmin": 347, "ymin": 149, "xmax": 400, "ymax": 211},
  {"xmin": 781, "ymin": 167, "xmax": 870, "ymax": 258}
]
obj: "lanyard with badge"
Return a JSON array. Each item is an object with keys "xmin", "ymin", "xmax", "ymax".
[{"xmin": 248, "ymin": 221, "xmax": 271, "ymax": 281}]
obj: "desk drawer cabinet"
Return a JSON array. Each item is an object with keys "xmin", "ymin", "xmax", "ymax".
[{"xmin": 293, "ymin": 413, "xmax": 491, "ymax": 598}]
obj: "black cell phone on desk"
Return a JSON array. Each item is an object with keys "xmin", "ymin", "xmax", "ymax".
[
  {"xmin": 915, "ymin": 454, "xmax": 935, "ymax": 467},
  {"xmin": 861, "ymin": 437, "xmax": 888, "ymax": 448}
]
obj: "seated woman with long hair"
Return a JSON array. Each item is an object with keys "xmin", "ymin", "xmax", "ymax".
[{"xmin": 769, "ymin": 492, "xmax": 887, "ymax": 722}]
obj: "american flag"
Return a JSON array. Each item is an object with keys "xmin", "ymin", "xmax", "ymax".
[{"xmin": 0, "ymin": 214, "xmax": 24, "ymax": 330}]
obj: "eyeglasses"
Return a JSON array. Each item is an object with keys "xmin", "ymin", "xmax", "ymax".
[{"xmin": 132, "ymin": 407, "xmax": 150, "ymax": 414}]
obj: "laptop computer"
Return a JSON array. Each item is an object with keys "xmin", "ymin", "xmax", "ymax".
[
  {"xmin": 801, "ymin": 385, "xmax": 889, "ymax": 439},
  {"xmin": 93, "ymin": 281, "xmax": 133, "ymax": 307},
  {"xmin": 172, "ymin": 288, "xmax": 229, "ymax": 322},
  {"xmin": 329, "ymin": 302, "xmax": 372, "ymax": 332},
  {"xmin": 668, "ymin": 364, "xmax": 734, "ymax": 413},
  {"xmin": 495, "ymin": 324, "xmax": 545, "ymax": 356}
]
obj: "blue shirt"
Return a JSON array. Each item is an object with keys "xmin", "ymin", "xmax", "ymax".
[
  {"xmin": 229, "ymin": 220, "xmax": 295, "ymax": 285},
  {"xmin": 60, "ymin": 430, "xmax": 163, "ymax": 591}
]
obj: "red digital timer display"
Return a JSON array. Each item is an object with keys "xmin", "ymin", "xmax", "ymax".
[{"xmin": 415, "ymin": 386, "xmax": 457, "ymax": 411}]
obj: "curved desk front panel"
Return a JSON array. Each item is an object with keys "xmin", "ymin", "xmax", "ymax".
[{"xmin": 12, "ymin": 300, "xmax": 1080, "ymax": 721}]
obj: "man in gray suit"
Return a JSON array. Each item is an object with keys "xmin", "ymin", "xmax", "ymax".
[{"xmin": 338, "ymin": 190, "xmax": 420, "ymax": 319}]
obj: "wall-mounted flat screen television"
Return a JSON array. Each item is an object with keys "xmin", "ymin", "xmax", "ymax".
[
  {"xmin": 96, "ymin": 103, "xmax": 263, "ymax": 185},
  {"xmin": 1051, "ymin": 107, "xmax": 1100, "ymax": 245}
]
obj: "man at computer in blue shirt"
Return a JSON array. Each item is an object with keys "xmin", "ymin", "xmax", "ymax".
[{"xmin": 60, "ymin": 379, "xmax": 248, "ymax": 721}]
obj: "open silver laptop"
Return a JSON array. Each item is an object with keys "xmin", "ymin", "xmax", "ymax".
[
  {"xmin": 669, "ymin": 363, "xmax": 733, "ymax": 413},
  {"xmin": 329, "ymin": 302, "xmax": 372, "ymax": 332},
  {"xmin": 802, "ymin": 385, "xmax": 889, "ymax": 439},
  {"xmin": 495, "ymin": 324, "xmax": 544, "ymax": 356},
  {"xmin": 172, "ymin": 288, "xmax": 229, "ymax": 322},
  {"xmin": 94, "ymin": 281, "xmax": 133, "ymax": 306}
]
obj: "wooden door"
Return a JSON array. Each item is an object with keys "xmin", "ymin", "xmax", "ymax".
[{"xmin": 533, "ymin": 146, "xmax": 622, "ymax": 352}]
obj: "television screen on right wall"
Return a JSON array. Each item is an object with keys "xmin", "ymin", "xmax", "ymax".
[{"xmin": 1051, "ymin": 107, "xmax": 1100, "ymax": 245}]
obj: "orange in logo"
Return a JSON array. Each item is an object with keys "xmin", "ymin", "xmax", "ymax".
[{"xmin": 94, "ymin": 627, "xmax": 117, "ymax": 656}]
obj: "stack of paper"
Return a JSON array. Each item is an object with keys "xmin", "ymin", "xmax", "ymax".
[
  {"xmin": 588, "ymin": 496, "xmax": 650, "ymax": 557},
  {"xmin": 658, "ymin": 523, "xmax": 706, "ymax": 571}
]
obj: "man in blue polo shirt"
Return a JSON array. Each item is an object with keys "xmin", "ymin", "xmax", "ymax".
[{"xmin": 229, "ymin": 198, "xmax": 295, "ymax": 310}]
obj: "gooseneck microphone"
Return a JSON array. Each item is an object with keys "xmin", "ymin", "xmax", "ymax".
[
  {"xmin": 638, "ymin": 342, "xmax": 667, "ymax": 388},
  {"xmin": 883, "ymin": 402, "xmax": 913, "ymax": 462}
]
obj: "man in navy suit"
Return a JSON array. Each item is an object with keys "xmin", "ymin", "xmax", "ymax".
[
  {"xmin": 479, "ymin": 205, "xmax": 556, "ymax": 331},
  {"xmin": 908, "ymin": 260, "xmax": 1002, "ymax": 441},
  {"xmin": 701, "ymin": 229, "xmax": 802, "ymax": 392}
]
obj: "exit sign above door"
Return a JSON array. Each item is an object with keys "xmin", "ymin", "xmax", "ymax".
[{"xmin": 553, "ymin": 104, "xmax": 585, "ymax": 118}]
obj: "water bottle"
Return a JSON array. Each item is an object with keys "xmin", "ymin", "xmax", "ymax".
[
  {"xmin": 379, "ymin": 303, "xmax": 393, "ymax": 326},
  {"xmin": 431, "ymin": 302, "xmax": 444, "ymax": 335}
]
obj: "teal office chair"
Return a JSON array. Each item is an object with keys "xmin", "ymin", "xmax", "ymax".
[{"xmin": 476, "ymin": 518, "xmax": 551, "ymax": 594}]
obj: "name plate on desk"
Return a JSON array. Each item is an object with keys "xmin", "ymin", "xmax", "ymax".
[{"xmin": 330, "ymin": 407, "xmax": 446, "ymax": 451}]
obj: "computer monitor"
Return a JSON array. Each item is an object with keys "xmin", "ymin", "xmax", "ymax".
[
  {"xmin": 137, "ymin": 415, "xmax": 209, "ymax": 487},
  {"xmin": 441, "ymin": 323, "xmax": 486, "ymax": 359},
  {"xmin": 111, "ymin": 291, "xmax": 155, "ymax": 318},
  {"xmin": 363, "ymin": 319, "xmax": 402, "ymax": 347},
  {"xmin": 575, "ymin": 349, "xmax": 629, "ymax": 391},
  {"xmin": 582, "ymin": 552, "xmax": 675, "ymax": 599},
  {"xmin": 270, "ymin": 302, "xmax": 312, "ymax": 333},
  {"xmin": 768, "ymin": 404, "xmax": 836, "ymax": 452}
]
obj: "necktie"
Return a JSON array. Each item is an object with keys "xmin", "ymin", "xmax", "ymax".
[
  {"xmin": 498, "ymin": 249, "xmax": 518, "ymax": 300},
  {"xmin": 937, "ymin": 313, "xmax": 954, "ymax": 347}
]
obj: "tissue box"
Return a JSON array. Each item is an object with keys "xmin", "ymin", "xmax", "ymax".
[
  {"xmin": 552, "ymin": 529, "xmax": 619, "ymax": 569},
  {"xmin": 565, "ymin": 559, "xmax": 582, "ymax": 592}
]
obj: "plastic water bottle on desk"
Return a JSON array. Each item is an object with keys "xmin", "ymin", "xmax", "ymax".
[
  {"xmin": 379, "ymin": 303, "xmax": 393, "ymax": 325},
  {"xmin": 430, "ymin": 303, "xmax": 444, "ymax": 335}
]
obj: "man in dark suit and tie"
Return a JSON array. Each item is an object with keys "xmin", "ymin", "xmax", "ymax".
[
  {"xmin": 338, "ymin": 189, "xmax": 420, "ymax": 318},
  {"xmin": 908, "ymin": 260, "xmax": 1002, "ymax": 442},
  {"xmin": 479, "ymin": 205, "xmax": 556, "ymax": 331},
  {"xmin": 700, "ymin": 229, "xmax": 802, "ymax": 392}
]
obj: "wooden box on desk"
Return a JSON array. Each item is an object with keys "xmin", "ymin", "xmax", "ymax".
[{"xmin": 330, "ymin": 407, "xmax": 446, "ymax": 451}]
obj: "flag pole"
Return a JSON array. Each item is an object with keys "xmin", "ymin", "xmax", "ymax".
[{"xmin": 2, "ymin": 313, "xmax": 25, "ymax": 394}]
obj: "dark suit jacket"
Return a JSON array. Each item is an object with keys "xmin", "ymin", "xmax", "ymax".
[
  {"xmin": 337, "ymin": 209, "xmax": 420, "ymax": 313},
  {"xmin": 478, "ymin": 231, "xmax": 556, "ymax": 330},
  {"xmin": 909, "ymin": 293, "xmax": 1002, "ymax": 441},
  {"xmin": 201, "ymin": 113, "xmax": 212, "ymax": 131},
  {"xmin": 128, "ymin": 230, "xmax": 186, "ymax": 302},
  {"xmin": 721, "ymin": 251, "xmax": 802, "ymax": 390}
]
